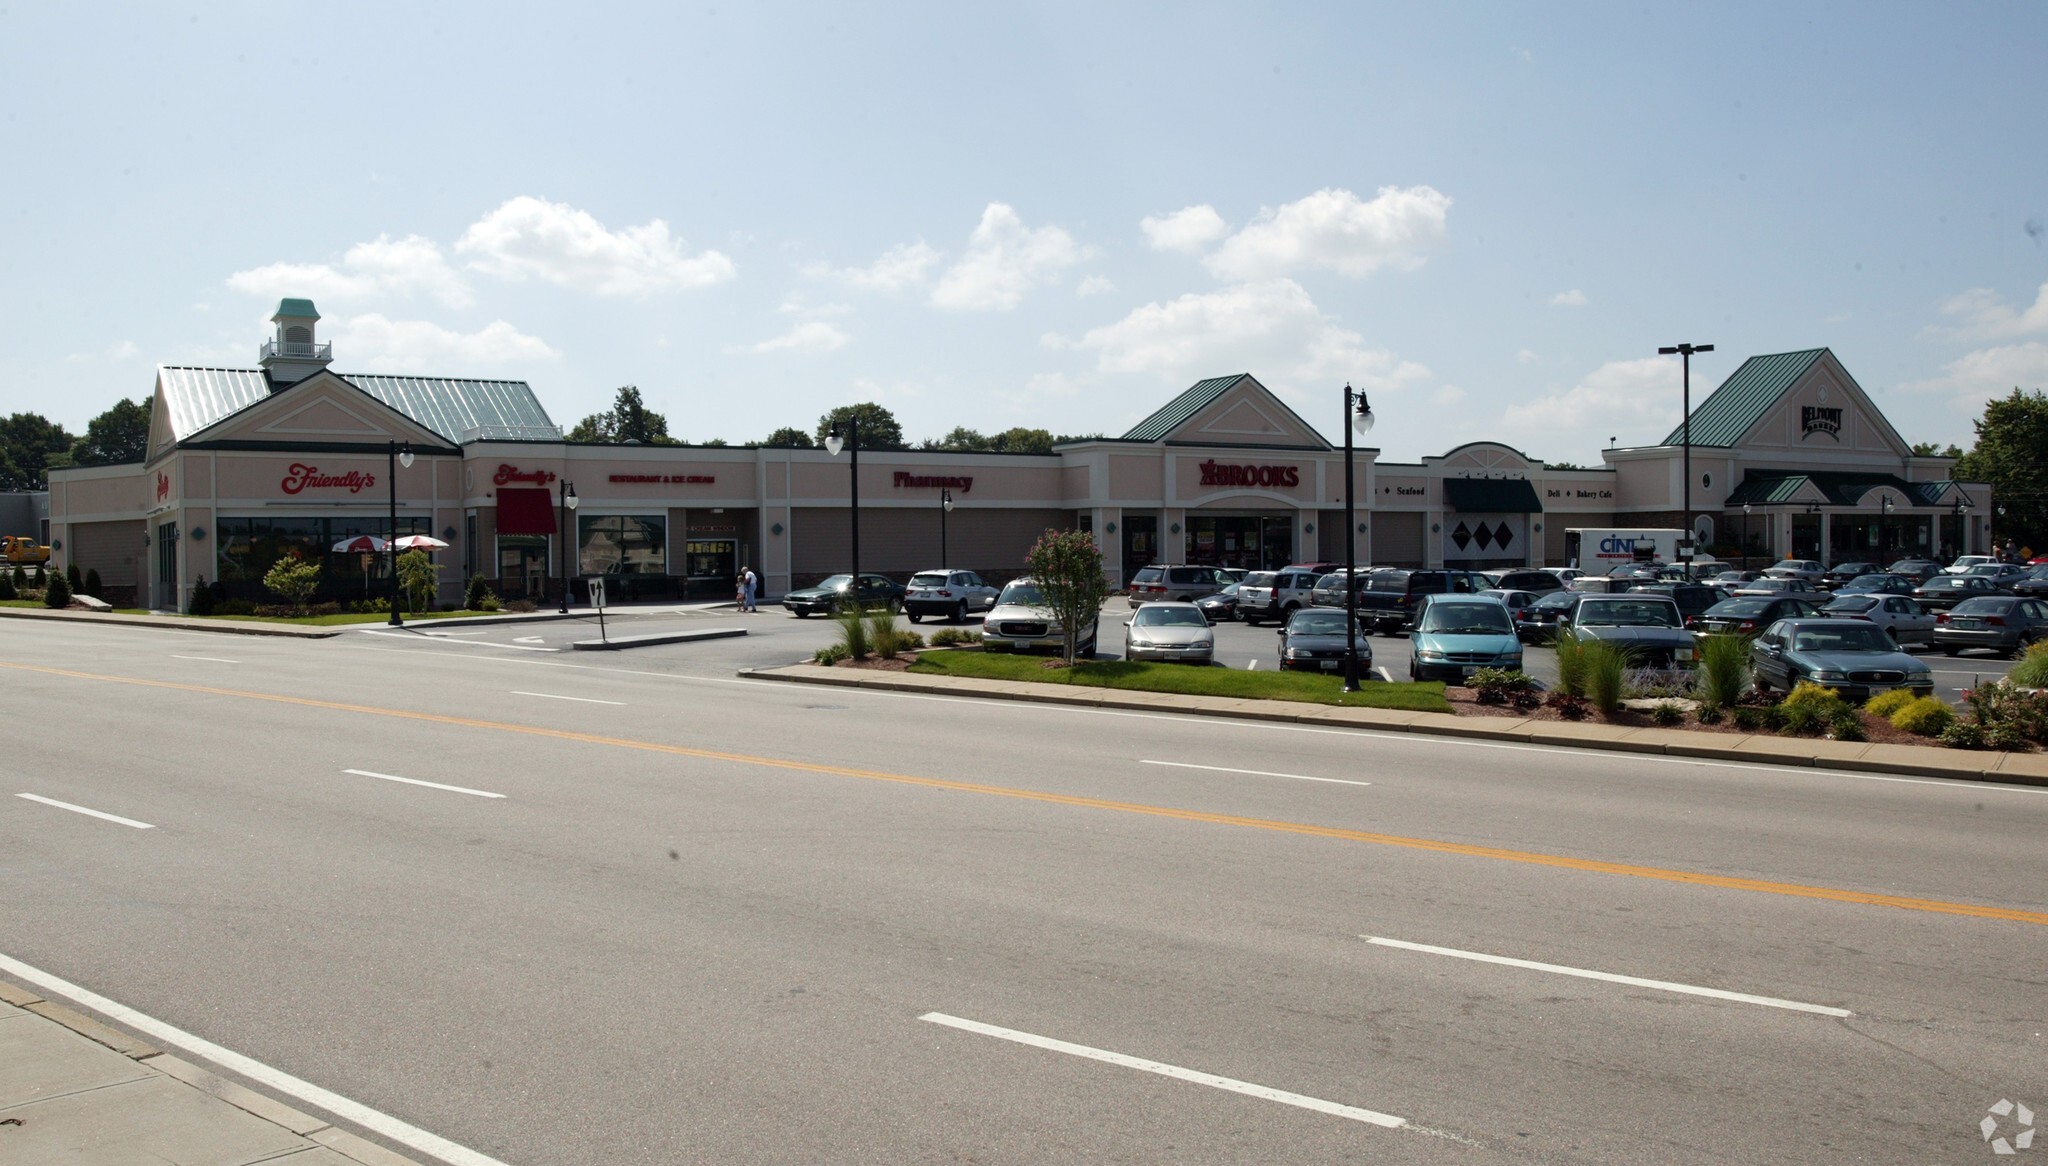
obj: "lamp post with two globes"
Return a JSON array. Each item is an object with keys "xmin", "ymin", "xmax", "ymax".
[{"xmin": 1342, "ymin": 385, "xmax": 1376, "ymax": 692}]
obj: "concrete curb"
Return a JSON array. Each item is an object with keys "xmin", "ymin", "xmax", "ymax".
[
  {"xmin": 740, "ymin": 664, "xmax": 2048, "ymax": 788},
  {"xmin": 0, "ymin": 607, "xmax": 342, "ymax": 638},
  {"xmin": 571, "ymin": 627, "xmax": 748, "ymax": 651},
  {"xmin": 0, "ymin": 974, "xmax": 425, "ymax": 1166}
]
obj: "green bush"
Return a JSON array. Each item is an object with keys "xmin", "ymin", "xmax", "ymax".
[
  {"xmin": 1553, "ymin": 628, "xmax": 1587, "ymax": 697},
  {"xmin": 1696, "ymin": 633, "xmax": 1751, "ymax": 709},
  {"xmin": 0, "ymin": 571, "xmax": 14, "ymax": 600},
  {"xmin": 1938, "ymin": 721, "xmax": 1984, "ymax": 750},
  {"xmin": 1983, "ymin": 721, "xmax": 2030, "ymax": 752},
  {"xmin": 1580, "ymin": 637, "xmax": 1631, "ymax": 715},
  {"xmin": 1695, "ymin": 702, "xmax": 1724, "ymax": 725},
  {"xmin": 1650, "ymin": 701, "xmax": 1685, "ymax": 725},
  {"xmin": 1962, "ymin": 684, "xmax": 2048, "ymax": 744},
  {"xmin": 812, "ymin": 644, "xmax": 850, "ymax": 665},
  {"xmin": 1889, "ymin": 696, "xmax": 1955, "ymax": 737},
  {"xmin": 187, "ymin": 575, "xmax": 216, "ymax": 616},
  {"xmin": 867, "ymin": 607, "xmax": 904, "ymax": 659},
  {"xmin": 9, "ymin": 565, "xmax": 25, "ymax": 593},
  {"xmin": 896, "ymin": 629, "xmax": 925, "ymax": 650},
  {"xmin": 1544, "ymin": 691, "xmax": 1589, "ymax": 720},
  {"xmin": 1863, "ymin": 689, "xmax": 1919, "ymax": 718},
  {"xmin": 217, "ymin": 598, "xmax": 259, "ymax": 616},
  {"xmin": 2008, "ymin": 640, "xmax": 2048, "ymax": 689},
  {"xmin": 65, "ymin": 563, "xmax": 82, "ymax": 591},
  {"xmin": 1470, "ymin": 668, "xmax": 1536, "ymax": 706},
  {"xmin": 928, "ymin": 627, "xmax": 983, "ymax": 647},
  {"xmin": 1827, "ymin": 709, "xmax": 1866, "ymax": 741},
  {"xmin": 262, "ymin": 552, "xmax": 322, "ymax": 615},
  {"xmin": 1730, "ymin": 705, "xmax": 1767, "ymax": 731},
  {"xmin": 1783, "ymin": 681, "xmax": 1854, "ymax": 719},
  {"xmin": 396, "ymin": 549, "xmax": 438, "ymax": 614},
  {"xmin": 83, "ymin": 567, "xmax": 101, "ymax": 598},
  {"xmin": 834, "ymin": 605, "xmax": 871, "ymax": 660},
  {"xmin": 42, "ymin": 570, "xmax": 72, "ymax": 608},
  {"xmin": 464, "ymin": 573, "xmax": 498, "ymax": 611}
]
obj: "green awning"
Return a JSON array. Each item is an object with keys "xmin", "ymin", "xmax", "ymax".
[{"xmin": 1443, "ymin": 477, "xmax": 1544, "ymax": 513}]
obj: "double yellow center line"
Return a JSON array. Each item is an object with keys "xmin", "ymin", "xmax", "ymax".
[{"xmin": 9, "ymin": 660, "xmax": 2043, "ymax": 926}]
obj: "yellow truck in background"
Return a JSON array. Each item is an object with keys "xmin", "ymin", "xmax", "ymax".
[{"xmin": 3, "ymin": 536, "xmax": 51, "ymax": 564}]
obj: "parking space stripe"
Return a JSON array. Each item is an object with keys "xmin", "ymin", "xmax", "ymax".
[{"xmin": 16, "ymin": 793, "xmax": 155, "ymax": 830}]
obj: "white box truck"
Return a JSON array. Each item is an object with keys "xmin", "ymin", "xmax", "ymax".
[{"xmin": 1564, "ymin": 528, "xmax": 1688, "ymax": 569}]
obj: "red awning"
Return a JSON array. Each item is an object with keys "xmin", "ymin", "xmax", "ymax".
[{"xmin": 496, "ymin": 487, "xmax": 557, "ymax": 535}]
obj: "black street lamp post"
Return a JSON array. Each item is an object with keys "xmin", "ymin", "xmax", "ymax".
[
  {"xmin": 1658, "ymin": 342, "xmax": 1715, "ymax": 562},
  {"xmin": 826, "ymin": 417, "xmax": 860, "ymax": 601},
  {"xmin": 1741, "ymin": 502, "xmax": 1752, "ymax": 567},
  {"xmin": 387, "ymin": 440, "xmax": 412, "ymax": 627},
  {"xmin": 940, "ymin": 487, "xmax": 953, "ymax": 566},
  {"xmin": 1341, "ymin": 384, "xmax": 1376, "ymax": 692},
  {"xmin": 558, "ymin": 479, "xmax": 578, "ymax": 613},
  {"xmin": 1879, "ymin": 495, "xmax": 1893, "ymax": 567}
]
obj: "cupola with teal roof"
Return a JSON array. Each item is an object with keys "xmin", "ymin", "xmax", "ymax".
[{"xmin": 259, "ymin": 297, "xmax": 333, "ymax": 386}]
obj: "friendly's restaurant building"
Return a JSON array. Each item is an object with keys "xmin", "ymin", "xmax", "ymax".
[{"xmin": 43, "ymin": 301, "xmax": 1993, "ymax": 611}]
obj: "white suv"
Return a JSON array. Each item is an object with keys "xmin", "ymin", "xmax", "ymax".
[
  {"xmin": 904, "ymin": 569, "xmax": 999, "ymax": 623},
  {"xmin": 1238, "ymin": 568, "xmax": 1325, "ymax": 626}
]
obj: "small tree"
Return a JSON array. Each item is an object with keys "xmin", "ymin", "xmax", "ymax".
[
  {"xmin": 42, "ymin": 569, "xmax": 72, "ymax": 608},
  {"xmin": 10, "ymin": 564, "xmax": 25, "ymax": 593},
  {"xmin": 187, "ymin": 574, "xmax": 216, "ymax": 616},
  {"xmin": 83, "ymin": 567, "xmax": 102, "ymax": 598},
  {"xmin": 262, "ymin": 551, "xmax": 322, "ymax": 615},
  {"xmin": 65, "ymin": 562, "xmax": 82, "ymax": 591},
  {"xmin": 1023, "ymin": 528, "xmax": 1106, "ymax": 664},
  {"xmin": 0, "ymin": 569, "xmax": 15, "ymax": 600},
  {"xmin": 465, "ymin": 572, "xmax": 495, "ymax": 611},
  {"xmin": 397, "ymin": 549, "xmax": 439, "ymax": 613}
]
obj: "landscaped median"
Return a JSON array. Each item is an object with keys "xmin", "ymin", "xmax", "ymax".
[
  {"xmin": 908, "ymin": 649, "xmax": 1453, "ymax": 711},
  {"xmin": 744, "ymin": 653, "xmax": 2048, "ymax": 788}
]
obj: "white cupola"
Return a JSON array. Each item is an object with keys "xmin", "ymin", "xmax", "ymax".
[{"xmin": 259, "ymin": 297, "xmax": 333, "ymax": 387}]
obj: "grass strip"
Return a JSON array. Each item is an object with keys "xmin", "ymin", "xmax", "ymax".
[{"xmin": 909, "ymin": 649, "xmax": 1452, "ymax": 711}]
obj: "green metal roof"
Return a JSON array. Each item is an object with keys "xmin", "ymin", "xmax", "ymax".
[
  {"xmin": 158, "ymin": 366, "xmax": 557, "ymax": 445},
  {"xmin": 1121, "ymin": 374, "xmax": 1251, "ymax": 442},
  {"xmin": 271, "ymin": 298, "xmax": 320, "ymax": 320},
  {"xmin": 1724, "ymin": 470, "xmax": 1958, "ymax": 508},
  {"xmin": 1443, "ymin": 477, "xmax": 1544, "ymax": 513},
  {"xmin": 1659, "ymin": 348, "xmax": 1828, "ymax": 447}
]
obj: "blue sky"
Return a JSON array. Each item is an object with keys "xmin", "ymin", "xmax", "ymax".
[{"xmin": 3, "ymin": 2, "xmax": 2044, "ymax": 461}]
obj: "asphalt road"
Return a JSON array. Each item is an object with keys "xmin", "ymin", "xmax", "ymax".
[{"xmin": 2, "ymin": 614, "xmax": 2043, "ymax": 1164}]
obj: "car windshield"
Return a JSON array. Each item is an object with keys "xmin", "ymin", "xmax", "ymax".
[
  {"xmin": 997, "ymin": 582, "xmax": 1046, "ymax": 606},
  {"xmin": 1924, "ymin": 578, "xmax": 1964, "ymax": 590},
  {"xmin": 1843, "ymin": 575, "xmax": 1891, "ymax": 587},
  {"xmin": 1365, "ymin": 569, "xmax": 1410, "ymax": 592},
  {"xmin": 1708, "ymin": 599, "xmax": 1772, "ymax": 616},
  {"xmin": 817, "ymin": 574, "xmax": 852, "ymax": 589},
  {"xmin": 1242, "ymin": 572, "xmax": 1277, "ymax": 588},
  {"xmin": 1535, "ymin": 593, "xmax": 1577, "ymax": 611},
  {"xmin": 1287, "ymin": 611, "xmax": 1350, "ymax": 634},
  {"xmin": 1134, "ymin": 606, "xmax": 1207, "ymax": 627},
  {"xmin": 1951, "ymin": 598, "xmax": 2011, "ymax": 615},
  {"xmin": 1577, "ymin": 600, "xmax": 1681, "ymax": 627},
  {"xmin": 1792, "ymin": 627, "xmax": 1891, "ymax": 653},
  {"xmin": 909, "ymin": 573, "xmax": 948, "ymax": 588},
  {"xmin": 1420, "ymin": 603, "xmax": 1513, "ymax": 634},
  {"xmin": 1823, "ymin": 596, "xmax": 1876, "ymax": 612}
]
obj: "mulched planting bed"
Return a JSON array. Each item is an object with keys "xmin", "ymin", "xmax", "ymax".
[{"xmin": 1441, "ymin": 685, "xmax": 1946, "ymax": 748}]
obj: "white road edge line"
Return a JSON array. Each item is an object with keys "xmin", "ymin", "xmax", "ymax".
[
  {"xmin": 342, "ymin": 769, "xmax": 505, "ymax": 799},
  {"xmin": 0, "ymin": 951, "xmax": 512, "ymax": 1166},
  {"xmin": 918, "ymin": 1012, "xmax": 1408, "ymax": 1129},
  {"xmin": 1364, "ymin": 936, "xmax": 1852, "ymax": 1018},
  {"xmin": 170, "ymin": 655, "xmax": 241, "ymax": 664},
  {"xmin": 510, "ymin": 690, "xmax": 625, "ymax": 706},
  {"xmin": 16, "ymin": 793, "xmax": 155, "ymax": 830},
  {"xmin": 356, "ymin": 629, "xmax": 558, "ymax": 652},
  {"xmin": 1140, "ymin": 759, "xmax": 1371, "ymax": 787}
]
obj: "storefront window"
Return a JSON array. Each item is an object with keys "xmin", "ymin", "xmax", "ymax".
[
  {"xmin": 1185, "ymin": 515, "xmax": 1293, "ymax": 570},
  {"xmin": 215, "ymin": 515, "xmax": 429, "ymax": 600},
  {"xmin": 578, "ymin": 514, "xmax": 667, "ymax": 575}
]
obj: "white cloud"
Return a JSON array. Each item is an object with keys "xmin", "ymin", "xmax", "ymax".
[
  {"xmin": 851, "ymin": 375, "xmax": 922, "ymax": 401},
  {"xmin": 1517, "ymin": 348, "xmax": 1540, "ymax": 365},
  {"xmin": 455, "ymin": 196, "xmax": 735, "ymax": 296},
  {"xmin": 930, "ymin": 203, "xmax": 1086, "ymax": 311},
  {"xmin": 228, "ymin": 234, "xmax": 473, "ymax": 308},
  {"xmin": 330, "ymin": 314, "xmax": 559, "ymax": 371},
  {"xmin": 1140, "ymin": 205, "xmax": 1229, "ymax": 253},
  {"xmin": 1898, "ymin": 342, "xmax": 2048, "ymax": 406},
  {"xmin": 1204, "ymin": 186, "xmax": 1451, "ymax": 280},
  {"xmin": 63, "ymin": 340, "xmax": 140, "ymax": 364},
  {"xmin": 775, "ymin": 295, "xmax": 853, "ymax": 317},
  {"xmin": 809, "ymin": 241, "xmax": 941, "ymax": 292},
  {"xmin": 1077, "ymin": 279, "xmax": 1430, "ymax": 396},
  {"xmin": 1501, "ymin": 357, "xmax": 1685, "ymax": 435},
  {"xmin": 1930, "ymin": 282, "xmax": 2048, "ymax": 339},
  {"xmin": 1550, "ymin": 288, "xmax": 1588, "ymax": 307},
  {"xmin": 1076, "ymin": 274, "xmax": 1116, "ymax": 297},
  {"xmin": 738, "ymin": 321, "xmax": 851, "ymax": 355}
]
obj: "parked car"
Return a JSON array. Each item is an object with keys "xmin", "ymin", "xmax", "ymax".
[
  {"xmin": 1945, "ymin": 555, "xmax": 1994, "ymax": 575},
  {"xmin": 1834, "ymin": 573, "xmax": 1917, "ymax": 596},
  {"xmin": 1709, "ymin": 569, "xmax": 1765, "ymax": 585},
  {"xmin": 781, "ymin": 573, "xmax": 905, "ymax": 616},
  {"xmin": 1127, "ymin": 564, "xmax": 1233, "ymax": 607},
  {"xmin": 1486, "ymin": 569, "xmax": 1566, "ymax": 596},
  {"xmin": 1821, "ymin": 561, "xmax": 1880, "ymax": 589},
  {"xmin": 1408, "ymin": 594, "xmax": 1522, "ymax": 683},
  {"xmin": 1933, "ymin": 596, "xmax": 2048, "ymax": 658},
  {"xmin": 1763, "ymin": 559, "xmax": 1826, "ymax": 585},
  {"xmin": 1194, "ymin": 585, "xmax": 1239, "ymax": 623},
  {"xmin": 903, "ymin": 569, "xmax": 999, "ymax": 623},
  {"xmin": 1516, "ymin": 590, "xmax": 1580, "ymax": 643},
  {"xmin": 1820, "ymin": 593, "xmax": 1935, "ymax": 647},
  {"xmin": 1560, "ymin": 594, "xmax": 1697, "ymax": 670},
  {"xmin": 1885, "ymin": 559, "xmax": 1946, "ymax": 584},
  {"xmin": 1751, "ymin": 618, "xmax": 1934, "ymax": 700},
  {"xmin": 1606, "ymin": 561, "xmax": 1666, "ymax": 582},
  {"xmin": 1963, "ymin": 562, "xmax": 2031, "ymax": 587},
  {"xmin": 982, "ymin": 577, "xmax": 1099, "ymax": 656},
  {"xmin": 1731, "ymin": 577, "xmax": 1823, "ymax": 599},
  {"xmin": 1349, "ymin": 568, "xmax": 1491, "ymax": 634},
  {"xmin": 1911, "ymin": 574, "xmax": 2004, "ymax": 611},
  {"xmin": 1242, "ymin": 567, "xmax": 1327, "ymax": 625},
  {"xmin": 1275, "ymin": 606, "xmax": 1373, "ymax": 674},
  {"xmin": 1542, "ymin": 567, "xmax": 1586, "ymax": 586},
  {"xmin": 1566, "ymin": 576, "xmax": 1635, "ymax": 594},
  {"xmin": 1696, "ymin": 595, "xmax": 1827, "ymax": 636},
  {"xmin": 1479, "ymin": 588, "xmax": 1544, "ymax": 625},
  {"xmin": 1123, "ymin": 601, "xmax": 1215, "ymax": 664},
  {"xmin": 1626, "ymin": 582, "xmax": 1723, "ymax": 628},
  {"xmin": 1216, "ymin": 568, "xmax": 1250, "ymax": 585},
  {"xmin": 2010, "ymin": 566, "xmax": 2048, "ymax": 599}
]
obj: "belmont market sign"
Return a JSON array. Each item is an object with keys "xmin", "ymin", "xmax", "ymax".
[{"xmin": 281, "ymin": 463, "xmax": 375, "ymax": 495}]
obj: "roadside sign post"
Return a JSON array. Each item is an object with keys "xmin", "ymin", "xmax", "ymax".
[{"xmin": 589, "ymin": 577, "xmax": 608, "ymax": 644}]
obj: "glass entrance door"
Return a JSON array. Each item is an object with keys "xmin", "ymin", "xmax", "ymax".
[
  {"xmin": 156, "ymin": 521, "xmax": 178, "ymax": 609},
  {"xmin": 497, "ymin": 536, "xmax": 550, "ymax": 600},
  {"xmin": 685, "ymin": 539, "xmax": 736, "ymax": 597}
]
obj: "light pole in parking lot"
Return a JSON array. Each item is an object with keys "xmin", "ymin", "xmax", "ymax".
[
  {"xmin": 1342, "ymin": 384, "xmax": 1375, "ymax": 692},
  {"xmin": 557, "ymin": 479, "xmax": 578, "ymax": 613},
  {"xmin": 387, "ymin": 439, "xmax": 413, "ymax": 627},
  {"xmin": 826, "ymin": 416, "xmax": 861, "ymax": 593},
  {"xmin": 1879, "ymin": 494, "xmax": 1893, "ymax": 568},
  {"xmin": 940, "ymin": 488, "xmax": 953, "ymax": 567},
  {"xmin": 1741, "ymin": 502, "xmax": 1752, "ymax": 568},
  {"xmin": 1658, "ymin": 342, "xmax": 1714, "ymax": 563}
]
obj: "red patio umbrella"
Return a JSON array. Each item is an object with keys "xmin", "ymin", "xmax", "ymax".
[
  {"xmin": 331, "ymin": 535, "xmax": 388, "ymax": 553},
  {"xmin": 391, "ymin": 535, "xmax": 449, "ymax": 551}
]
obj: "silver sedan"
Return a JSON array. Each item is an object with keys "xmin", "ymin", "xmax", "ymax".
[{"xmin": 1123, "ymin": 601, "xmax": 1216, "ymax": 664}]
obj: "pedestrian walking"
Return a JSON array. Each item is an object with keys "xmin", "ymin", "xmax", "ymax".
[{"xmin": 741, "ymin": 565, "xmax": 758, "ymax": 612}]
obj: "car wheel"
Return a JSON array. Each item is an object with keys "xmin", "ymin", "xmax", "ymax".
[
  {"xmin": 1942, "ymin": 645, "xmax": 1960, "ymax": 657},
  {"xmin": 795, "ymin": 610, "xmax": 809, "ymax": 619},
  {"xmin": 954, "ymin": 601, "xmax": 969, "ymax": 623},
  {"xmin": 908, "ymin": 611, "xmax": 923, "ymax": 624},
  {"xmin": 1753, "ymin": 676, "xmax": 1772, "ymax": 696}
]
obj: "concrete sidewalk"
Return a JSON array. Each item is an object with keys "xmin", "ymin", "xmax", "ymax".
[
  {"xmin": 744, "ymin": 662, "xmax": 2048, "ymax": 787},
  {"xmin": 0, "ymin": 979, "xmax": 421, "ymax": 1166}
]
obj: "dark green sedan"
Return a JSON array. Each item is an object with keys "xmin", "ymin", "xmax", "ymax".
[
  {"xmin": 1750, "ymin": 618, "xmax": 1934, "ymax": 700},
  {"xmin": 780, "ymin": 573, "xmax": 906, "ymax": 617}
]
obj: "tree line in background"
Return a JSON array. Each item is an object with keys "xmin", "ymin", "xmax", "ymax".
[
  {"xmin": 570, "ymin": 386, "xmax": 1101, "ymax": 455},
  {"xmin": 0, "ymin": 397, "xmax": 152, "ymax": 490}
]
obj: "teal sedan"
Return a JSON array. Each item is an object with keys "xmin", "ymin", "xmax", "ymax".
[{"xmin": 1409, "ymin": 595, "xmax": 1522, "ymax": 683}]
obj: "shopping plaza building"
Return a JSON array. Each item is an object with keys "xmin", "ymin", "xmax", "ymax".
[{"xmin": 43, "ymin": 300, "xmax": 1993, "ymax": 610}]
